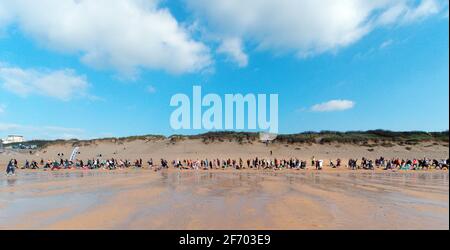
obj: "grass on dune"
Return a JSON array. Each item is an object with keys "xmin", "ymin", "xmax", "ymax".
[{"xmin": 6, "ymin": 130, "xmax": 448, "ymax": 149}]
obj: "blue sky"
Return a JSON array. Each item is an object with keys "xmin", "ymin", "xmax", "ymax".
[{"xmin": 0, "ymin": 0, "xmax": 449, "ymax": 140}]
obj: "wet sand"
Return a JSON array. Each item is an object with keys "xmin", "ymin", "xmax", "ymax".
[{"xmin": 0, "ymin": 169, "xmax": 448, "ymax": 229}]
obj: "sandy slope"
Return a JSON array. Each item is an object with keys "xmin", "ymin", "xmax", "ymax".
[{"xmin": 1, "ymin": 139, "xmax": 448, "ymax": 167}]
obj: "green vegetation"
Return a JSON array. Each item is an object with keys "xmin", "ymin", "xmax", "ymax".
[
  {"xmin": 8, "ymin": 130, "xmax": 448, "ymax": 149},
  {"xmin": 276, "ymin": 130, "xmax": 449, "ymax": 145},
  {"xmin": 167, "ymin": 130, "xmax": 449, "ymax": 145},
  {"xmin": 6, "ymin": 135, "xmax": 166, "ymax": 149}
]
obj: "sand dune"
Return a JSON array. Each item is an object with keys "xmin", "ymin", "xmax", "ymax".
[{"xmin": 1, "ymin": 138, "xmax": 448, "ymax": 166}]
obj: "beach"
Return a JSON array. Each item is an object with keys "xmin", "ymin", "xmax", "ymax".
[
  {"xmin": 0, "ymin": 0, "xmax": 448, "ymax": 235},
  {"xmin": 1, "ymin": 139, "xmax": 449, "ymax": 230}
]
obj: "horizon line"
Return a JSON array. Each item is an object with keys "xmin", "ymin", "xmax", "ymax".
[{"xmin": 4, "ymin": 129, "xmax": 449, "ymax": 143}]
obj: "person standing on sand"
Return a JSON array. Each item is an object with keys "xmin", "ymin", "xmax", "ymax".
[{"xmin": 6, "ymin": 160, "xmax": 16, "ymax": 176}]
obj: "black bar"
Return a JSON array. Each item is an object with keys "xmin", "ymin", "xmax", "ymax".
[{"xmin": 0, "ymin": 230, "xmax": 447, "ymax": 249}]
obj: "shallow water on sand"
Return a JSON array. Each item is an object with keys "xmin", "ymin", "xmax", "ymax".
[{"xmin": 0, "ymin": 170, "xmax": 448, "ymax": 229}]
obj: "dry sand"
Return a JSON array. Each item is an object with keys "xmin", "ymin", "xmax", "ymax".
[
  {"xmin": 1, "ymin": 138, "xmax": 448, "ymax": 165},
  {"xmin": 0, "ymin": 139, "xmax": 448, "ymax": 230}
]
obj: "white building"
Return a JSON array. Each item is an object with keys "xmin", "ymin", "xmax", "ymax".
[{"xmin": 2, "ymin": 135, "xmax": 25, "ymax": 144}]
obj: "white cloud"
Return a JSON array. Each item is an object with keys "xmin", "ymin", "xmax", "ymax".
[
  {"xmin": 146, "ymin": 85, "xmax": 157, "ymax": 94},
  {"xmin": 377, "ymin": 0, "xmax": 441, "ymax": 25},
  {"xmin": 0, "ymin": 123, "xmax": 20, "ymax": 131},
  {"xmin": 0, "ymin": 3, "xmax": 12, "ymax": 34},
  {"xmin": 217, "ymin": 38, "xmax": 249, "ymax": 67},
  {"xmin": 380, "ymin": 39, "xmax": 394, "ymax": 49},
  {"xmin": 0, "ymin": 65, "xmax": 89, "ymax": 101},
  {"xmin": 1, "ymin": 0, "xmax": 445, "ymax": 70},
  {"xmin": 311, "ymin": 100, "xmax": 355, "ymax": 112},
  {"xmin": 0, "ymin": 104, "xmax": 5, "ymax": 114},
  {"xmin": 188, "ymin": 0, "xmax": 447, "ymax": 59},
  {"xmin": 403, "ymin": 0, "xmax": 441, "ymax": 22},
  {"xmin": 0, "ymin": 122, "xmax": 86, "ymax": 140},
  {"xmin": 0, "ymin": 0, "xmax": 212, "ymax": 74}
]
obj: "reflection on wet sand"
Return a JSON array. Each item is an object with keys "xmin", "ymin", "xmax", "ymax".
[{"xmin": 0, "ymin": 170, "xmax": 448, "ymax": 229}]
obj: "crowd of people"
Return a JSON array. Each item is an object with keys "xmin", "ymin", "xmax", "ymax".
[
  {"xmin": 170, "ymin": 158, "xmax": 309, "ymax": 170},
  {"xmin": 7, "ymin": 158, "xmax": 145, "ymax": 172},
  {"xmin": 4, "ymin": 155, "xmax": 449, "ymax": 176}
]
